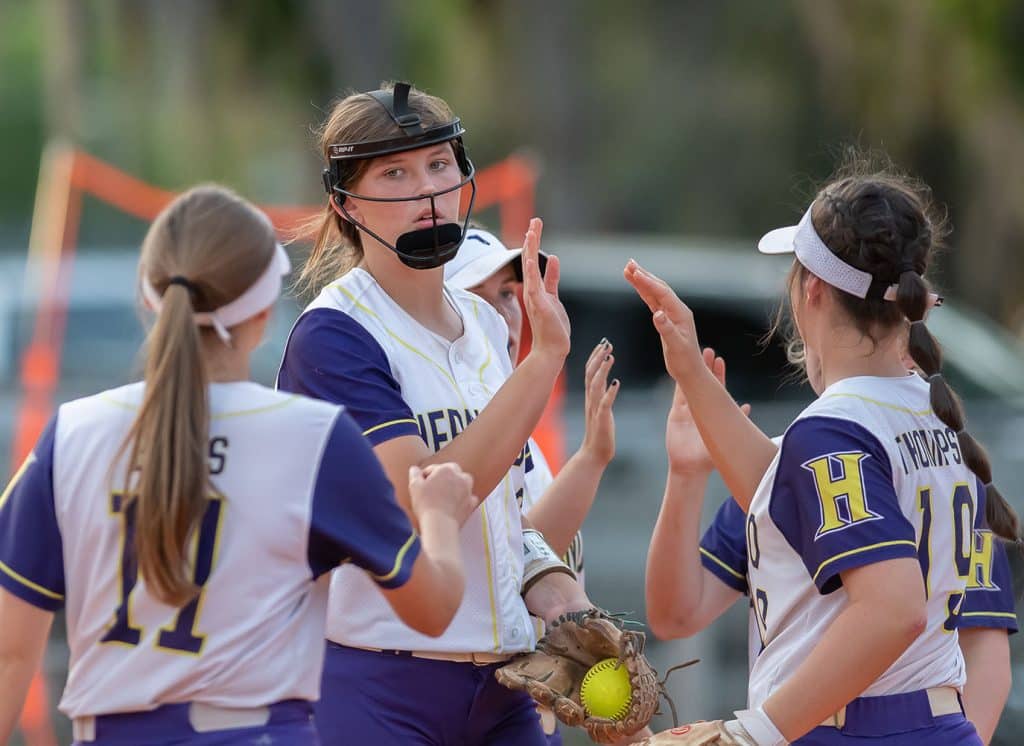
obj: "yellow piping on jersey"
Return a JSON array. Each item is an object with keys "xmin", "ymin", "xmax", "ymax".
[
  {"xmin": 0, "ymin": 452, "xmax": 36, "ymax": 511},
  {"xmin": 362, "ymin": 418, "xmax": 419, "ymax": 438},
  {"xmin": 478, "ymin": 345, "xmax": 492, "ymax": 385},
  {"xmin": 212, "ymin": 397, "xmax": 300, "ymax": 420},
  {"xmin": 470, "ymin": 299, "xmax": 493, "ymax": 384},
  {"xmin": 820, "ymin": 392, "xmax": 932, "ymax": 417},
  {"xmin": 699, "ymin": 547, "xmax": 746, "ymax": 582},
  {"xmin": 100, "ymin": 393, "xmax": 301, "ymax": 419},
  {"xmin": 478, "ymin": 503, "xmax": 501, "ymax": 651},
  {"xmin": 372, "ymin": 531, "xmax": 419, "ymax": 583},
  {"xmin": 812, "ymin": 540, "xmax": 918, "ymax": 584},
  {"xmin": 0, "ymin": 558, "xmax": 63, "ymax": 600},
  {"xmin": 961, "ymin": 611, "xmax": 1017, "ymax": 620}
]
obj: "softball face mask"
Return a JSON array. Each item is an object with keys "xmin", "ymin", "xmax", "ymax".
[{"xmin": 322, "ymin": 82, "xmax": 477, "ymax": 271}]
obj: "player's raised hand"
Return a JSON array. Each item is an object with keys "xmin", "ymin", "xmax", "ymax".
[
  {"xmin": 580, "ymin": 339, "xmax": 619, "ymax": 467},
  {"xmin": 409, "ymin": 463, "xmax": 480, "ymax": 528},
  {"xmin": 522, "ymin": 218, "xmax": 571, "ymax": 363},
  {"xmin": 666, "ymin": 348, "xmax": 751, "ymax": 477},
  {"xmin": 624, "ymin": 259, "xmax": 702, "ymax": 384}
]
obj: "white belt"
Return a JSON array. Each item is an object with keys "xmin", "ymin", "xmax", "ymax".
[
  {"xmin": 819, "ymin": 687, "xmax": 962, "ymax": 728},
  {"xmin": 73, "ymin": 703, "xmax": 271, "ymax": 742},
  {"xmin": 351, "ymin": 644, "xmax": 512, "ymax": 665}
]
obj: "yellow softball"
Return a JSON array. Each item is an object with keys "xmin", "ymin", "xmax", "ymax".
[{"xmin": 580, "ymin": 658, "xmax": 632, "ymax": 720}]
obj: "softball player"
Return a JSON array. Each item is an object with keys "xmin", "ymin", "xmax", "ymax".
[
  {"xmin": 0, "ymin": 185, "xmax": 476, "ymax": 745},
  {"xmin": 646, "ymin": 350, "xmax": 1017, "ymax": 743},
  {"xmin": 445, "ymin": 227, "xmax": 620, "ymax": 580},
  {"xmin": 448, "ymin": 228, "xmax": 658, "ymax": 745},
  {"xmin": 278, "ymin": 83, "xmax": 596, "ymax": 745},
  {"xmin": 629, "ymin": 161, "xmax": 1021, "ymax": 744}
]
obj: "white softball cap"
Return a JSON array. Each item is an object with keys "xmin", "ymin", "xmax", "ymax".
[{"xmin": 445, "ymin": 228, "xmax": 547, "ymax": 290}]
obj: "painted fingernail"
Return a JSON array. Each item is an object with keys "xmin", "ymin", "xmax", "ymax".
[
  {"xmin": 604, "ymin": 354, "xmax": 611, "ymax": 362},
  {"xmin": 599, "ymin": 337, "xmax": 608, "ymax": 346},
  {"xmin": 612, "ymin": 379, "xmax": 620, "ymax": 387}
]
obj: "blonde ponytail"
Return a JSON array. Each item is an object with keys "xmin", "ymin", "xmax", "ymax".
[{"xmin": 123, "ymin": 185, "xmax": 277, "ymax": 605}]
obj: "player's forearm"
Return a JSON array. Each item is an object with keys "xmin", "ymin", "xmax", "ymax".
[
  {"xmin": 763, "ymin": 595, "xmax": 924, "ymax": 741},
  {"xmin": 525, "ymin": 449, "xmax": 606, "ymax": 556},
  {"xmin": 523, "ymin": 568, "xmax": 592, "ymax": 623},
  {"xmin": 0, "ymin": 599, "xmax": 51, "ymax": 743},
  {"xmin": 424, "ymin": 351, "xmax": 562, "ymax": 498},
  {"xmin": 418, "ymin": 511, "xmax": 466, "ymax": 631},
  {"xmin": 960, "ymin": 628, "xmax": 1011, "ymax": 744},
  {"xmin": 390, "ymin": 511, "xmax": 465, "ymax": 637},
  {"xmin": 645, "ymin": 472, "xmax": 710, "ymax": 638},
  {"xmin": 678, "ymin": 365, "xmax": 775, "ymax": 508},
  {"xmin": 0, "ymin": 655, "xmax": 35, "ymax": 743}
]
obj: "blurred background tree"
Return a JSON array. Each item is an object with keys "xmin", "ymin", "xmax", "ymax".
[{"xmin": 1, "ymin": 0, "xmax": 1022, "ymax": 325}]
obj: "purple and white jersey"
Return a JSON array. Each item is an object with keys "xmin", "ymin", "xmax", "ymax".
[
  {"xmin": 741, "ymin": 374, "xmax": 1017, "ymax": 708},
  {"xmin": 278, "ymin": 268, "xmax": 539, "ymax": 654},
  {"xmin": 0, "ymin": 381, "xmax": 418, "ymax": 719}
]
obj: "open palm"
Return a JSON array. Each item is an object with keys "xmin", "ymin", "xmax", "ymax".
[{"xmin": 666, "ymin": 349, "xmax": 750, "ymax": 476}]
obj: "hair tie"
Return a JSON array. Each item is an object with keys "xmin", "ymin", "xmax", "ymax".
[
  {"xmin": 898, "ymin": 261, "xmax": 917, "ymax": 276},
  {"xmin": 927, "ymin": 372, "xmax": 943, "ymax": 384},
  {"xmin": 167, "ymin": 276, "xmax": 199, "ymax": 296}
]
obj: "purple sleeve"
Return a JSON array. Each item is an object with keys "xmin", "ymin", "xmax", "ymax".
[
  {"xmin": 0, "ymin": 417, "xmax": 65, "ymax": 611},
  {"xmin": 958, "ymin": 477, "xmax": 1018, "ymax": 633},
  {"xmin": 277, "ymin": 308, "xmax": 421, "ymax": 446},
  {"xmin": 307, "ymin": 411, "xmax": 420, "ymax": 589},
  {"xmin": 699, "ymin": 498, "xmax": 749, "ymax": 595},
  {"xmin": 769, "ymin": 416, "xmax": 917, "ymax": 594}
]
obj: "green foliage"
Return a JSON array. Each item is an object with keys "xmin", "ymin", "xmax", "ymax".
[{"xmin": 1, "ymin": 0, "xmax": 1023, "ymax": 322}]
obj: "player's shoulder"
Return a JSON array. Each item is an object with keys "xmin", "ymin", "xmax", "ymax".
[
  {"xmin": 285, "ymin": 285, "xmax": 392, "ymax": 367},
  {"xmin": 304, "ymin": 267, "xmax": 378, "ymax": 316},
  {"xmin": 212, "ymin": 381, "xmax": 342, "ymax": 427},
  {"xmin": 56, "ymin": 381, "xmax": 146, "ymax": 437},
  {"xmin": 782, "ymin": 407, "xmax": 889, "ymax": 465},
  {"xmin": 804, "ymin": 373, "xmax": 930, "ymax": 422}
]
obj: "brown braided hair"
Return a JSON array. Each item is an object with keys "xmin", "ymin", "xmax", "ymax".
[{"xmin": 781, "ymin": 156, "xmax": 1020, "ymax": 544}]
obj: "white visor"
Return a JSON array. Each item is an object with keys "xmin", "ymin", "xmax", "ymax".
[
  {"xmin": 141, "ymin": 242, "xmax": 292, "ymax": 345},
  {"xmin": 444, "ymin": 228, "xmax": 547, "ymax": 290},
  {"xmin": 758, "ymin": 207, "xmax": 941, "ymax": 307}
]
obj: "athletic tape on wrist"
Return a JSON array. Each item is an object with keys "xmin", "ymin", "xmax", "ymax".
[
  {"xmin": 732, "ymin": 707, "xmax": 787, "ymax": 746},
  {"xmin": 521, "ymin": 529, "xmax": 575, "ymax": 594}
]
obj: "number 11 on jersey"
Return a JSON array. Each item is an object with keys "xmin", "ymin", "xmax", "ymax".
[{"xmin": 101, "ymin": 492, "xmax": 225, "ymax": 655}]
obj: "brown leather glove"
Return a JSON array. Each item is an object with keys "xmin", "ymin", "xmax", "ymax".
[{"xmin": 495, "ymin": 609, "xmax": 660, "ymax": 744}]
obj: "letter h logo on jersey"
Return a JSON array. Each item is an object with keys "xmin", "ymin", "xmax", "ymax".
[{"xmin": 802, "ymin": 451, "xmax": 882, "ymax": 539}]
